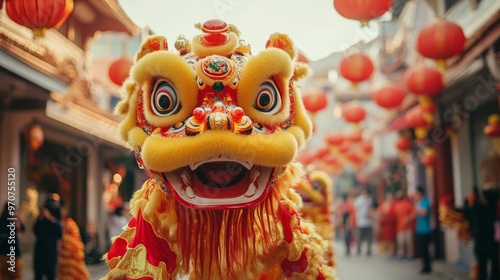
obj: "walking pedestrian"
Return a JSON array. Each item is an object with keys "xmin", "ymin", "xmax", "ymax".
[
  {"xmin": 470, "ymin": 183, "xmax": 499, "ymax": 280},
  {"xmin": 338, "ymin": 194, "xmax": 356, "ymax": 256},
  {"xmin": 393, "ymin": 190, "xmax": 415, "ymax": 260},
  {"xmin": 377, "ymin": 192, "xmax": 396, "ymax": 256},
  {"xmin": 354, "ymin": 188, "xmax": 375, "ymax": 256},
  {"xmin": 33, "ymin": 193, "xmax": 63, "ymax": 280},
  {"xmin": 414, "ymin": 186, "xmax": 432, "ymax": 274}
]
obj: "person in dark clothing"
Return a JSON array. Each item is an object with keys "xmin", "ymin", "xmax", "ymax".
[
  {"xmin": 338, "ymin": 194, "xmax": 356, "ymax": 256},
  {"xmin": 471, "ymin": 185, "xmax": 499, "ymax": 280},
  {"xmin": 33, "ymin": 194, "xmax": 63, "ymax": 280},
  {"xmin": 0, "ymin": 202, "xmax": 25, "ymax": 280}
]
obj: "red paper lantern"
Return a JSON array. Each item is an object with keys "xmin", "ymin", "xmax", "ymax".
[
  {"xmin": 342, "ymin": 101, "xmax": 366, "ymax": 124},
  {"xmin": 302, "ymin": 93, "xmax": 328, "ymax": 114},
  {"xmin": 422, "ymin": 148, "xmax": 437, "ymax": 167},
  {"xmin": 315, "ymin": 147, "xmax": 331, "ymax": 159},
  {"xmin": 346, "ymin": 130, "xmax": 363, "ymax": 143},
  {"xmin": 405, "ymin": 106, "xmax": 429, "ymax": 128},
  {"xmin": 339, "ymin": 142, "xmax": 350, "ymax": 154},
  {"xmin": 416, "ymin": 20, "xmax": 466, "ymax": 67},
  {"xmin": 6, "ymin": 0, "xmax": 74, "ymax": 38},
  {"xmin": 372, "ymin": 85, "xmax": 405, "ymax": 109},
  {"xmin": 24, "ymin": 122, "xmax": 44, "ymax": 165},
  {"xmin": 333, "ymin": 0, "xmax": 393, "ymax": 27},
  {"xmin": 395, "ymin": 136, "xmax": 413, "ymax": 152},
  {"xmin": 323, "ymin": 154, "xmax": 340, "ymax": 166},
  {"xmin": 339, "ymin": 54, "xmax": 374, "ymax": 85},
  {"xmin": 360, "ymin": 141, "xmax": 373, "ymax": 154},
  {"xmin": 297, "ymin": 151, "xmax": 316, "ymax": 166},
  {"xmin": 109, "ymin": 56, "xmax": 134, "ymax": 86},
  {"xmin": 345, "ymin": 149, "xmax": 364, "ymax": 166},
  {"xmin": 404, "ymin": 65, "xmax": 444, "ymax": 96},
  {"xmin": 325, "ymin": 132, "xmax": 345, "ymax": 146},
  {"xmin": 297, "ymin": 51, "xmax": 309, "ymax": 64},
  {"xmin": 24, "ymin": 123, "xmax": 44, "ymax": 152},
  {"xmin": 484, "ymin": 114, "xmax": 500, "ymax": 137}
]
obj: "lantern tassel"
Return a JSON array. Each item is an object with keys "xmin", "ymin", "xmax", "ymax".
[
  {"xmin": 435, "ymin": 59, "xmax": 448, "ymax": 72},
  {"xmin": 492, "ymin": 138, "xmax": 500, "ymax": 156},
  {"xmin": 32, "ymin": 28, "xmax": 46, "ymax": 39}
]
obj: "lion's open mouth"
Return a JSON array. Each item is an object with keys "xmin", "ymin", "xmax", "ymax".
[{"xmin": 162, "ymin": 155, "xmax": 274, "ymax": 209}]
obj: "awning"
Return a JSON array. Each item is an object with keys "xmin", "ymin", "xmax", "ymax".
[
  {"xmin": 373, "ymin": 112, "xmax": 413, "ymax": 136},
  {"xmin": 0, "ymin": 49, "xmax": 68, "ymax": 94},
  {"xmin": 46, "ymin": 99, "xmax": 129, "ymax": 148}
]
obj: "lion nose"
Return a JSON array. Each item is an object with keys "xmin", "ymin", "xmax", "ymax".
[
  {"xmin": 185, "ymin": 104, "xmax": 253, "ymax": 135},
  {"xmin": 206, "ymin": 102, "xmax": 230, "ymax": 131},
  {"xmin": 207, "ymin": 111, "xmax": 231, "ymax": 131}
]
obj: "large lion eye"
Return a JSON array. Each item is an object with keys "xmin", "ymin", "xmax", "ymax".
[
  {"xmin": 254, "ymin": 79, "xmax": 282, "ymax": 114},
  {"xmin": 151, "ymin": 79, "xmax": 181, "ymax": 116}
]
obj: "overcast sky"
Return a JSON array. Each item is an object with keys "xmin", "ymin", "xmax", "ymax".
[{"xmin": 118, "ymin": 0, "xmax": 378, "ymax": 61}]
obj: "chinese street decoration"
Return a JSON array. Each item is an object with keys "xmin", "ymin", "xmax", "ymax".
[
  {"xmin": 339, "ymin": 53, "xmax": 374, "ymax": 89},
  {"xmin": 416, "ymin": 19, "xmax": 466, "ymax": 70},
  {"xmin": 109, "ymin": 56, "xmax": 134, "ymax": 86},
  {"xmin": 6, "ymin": 0, "xmax": 74, "ymax": 38},
  {"xmin": 333, "ymin": 0, "xmax": 393, "ymax": 27}
]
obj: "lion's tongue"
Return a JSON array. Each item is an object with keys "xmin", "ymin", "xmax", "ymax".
[{"xmin": 192, "ymin": 162, "xmax": 250, "ymax": 199}]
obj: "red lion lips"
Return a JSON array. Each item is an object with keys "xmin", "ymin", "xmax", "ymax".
[{"xmin": 161, "ymin": 155, "xmax": 275, "ymax": 210}]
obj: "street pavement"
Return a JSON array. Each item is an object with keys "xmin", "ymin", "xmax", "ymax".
[
  {"xmin": 24, "ymin": 242, "xmax": 470, "ymax": 279},
  {"xmin": 334, "ymin": 248, "xmax": 469, "ymax": 280}
]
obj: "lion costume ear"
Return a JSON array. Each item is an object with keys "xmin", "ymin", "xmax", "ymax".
[
  {"xmin": 265, "ymin": 33, "xmax": 296, "ymax": 60},
  {"xmin": 265, "ymin": 33, "xmax": 310, "ymax": 82},
  {"xmin": 135, "ymin": 35, "xmax": 169, "ymax": 62}
]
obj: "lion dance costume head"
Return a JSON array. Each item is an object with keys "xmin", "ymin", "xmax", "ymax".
[
  {"xmin": 295, "ymin": 168, "xmax": 335, "ymax": 267},
  {"xmin": 105, "ymin": 19, "xmax": 336, "ymax": 280}
]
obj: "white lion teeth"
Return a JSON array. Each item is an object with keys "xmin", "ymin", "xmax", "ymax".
[
  {"xmin": 181, "ymin": 171, "xmax": 191, "ymax": 186},
  {"xmin": 189, "ymin": 155, "xmax": 253, "ymax": 171},
  {"xmin": 244, "ymin": 182, "xmax": 257, "ymax": 197},
  {"xmin": 186, "ymin": 186, "xmax": 196, "ymax": 199}
]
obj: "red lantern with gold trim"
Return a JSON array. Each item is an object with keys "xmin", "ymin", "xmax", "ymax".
[
  {"xmin": 416, "ymin": 20, "xmax": 466, "ymax": 69},
  {"xmin": 333, "ymin": 0, "xmax": 393, "ymax": 27},
  {"xmin": 395, "ymin": 135, "xmax": 413, "ymax": 152},
  {"xmin": 404, "ymin": 65, "xmax": 444, "ymax": 97},
  {"xmin": 343, "ymin": 101, "xmax": 366, "ymax": 124},
  {"xmin": 303, "ymin": 93, "xmax": 328, "ymax": 115},
  {"xmin": 24, "ymin": 122, "xmax": 44, "ymax": 165},
  {"xmin": 297, "ymin": 51, "xmax": 309, "ymax": 65},
  {"xmin": 405, "ymin": 106, "xmax": 428, "ymax": 128},
  {"xmin": 339, "ymin": 53, "xmax": 374, "ymax": 88},
  {"xmin": 297, "ymin": 151, "xmax": 316, "ymax": 166},
  {"xmin": 484, "ymin": 114, "xmax": 500, "ymax": 155},
  {"xmin": 422, "ymin": 148, "xmax": 437, "ymax": 167},
  {"xmin": 372, "ymin": 85, "xmax": 405, "ymax": 109},
  {"xmin": 360, "ymin": 141, "xmax": 373, "ymax": 154},
  {"xmin": 484, "ymin": 114, "xmax": 500, "ymax": 137},
  {"xmin": 346, "ymin": 130, "xmax": 363, "ymax": 143},
  {"xmin": 109, "ymin": 56, "xmax": 134, "ymax": 86},
  {"xmin": 345, "ymin": 149, "xmax": 364, "ymax": 168},
  {"xmin": 6, "ymin": 0, "xmax": 74, "ymax": 38},
  {"xmin": 325, "ymin": 132, "xmax": 345, "ymax": 146}
]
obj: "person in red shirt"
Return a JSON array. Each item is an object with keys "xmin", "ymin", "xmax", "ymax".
[
  {"xmin": 377, "ymin": 192, "xmax": 396, "ymax": 256},
  {"xmin": 338, "ymin": 194, "xmax": 357, "ymax": 256},
  {"xmin": 393, "ymin": 190, "xmax": 415, "ymax": 259}
]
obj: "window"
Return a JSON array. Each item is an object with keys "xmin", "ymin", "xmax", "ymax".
[{"xmin": 445, "ymin": 0, "xmax": 459, "ymax": 11}]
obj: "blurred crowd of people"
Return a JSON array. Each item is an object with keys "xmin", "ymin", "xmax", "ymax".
[
  {"xmin": 0, "ymin": 194, "xmax": 133, "ymax": 280},
  {"xmin": 335, "ymin": 184, "xmax": 500, "ymax": 279}
]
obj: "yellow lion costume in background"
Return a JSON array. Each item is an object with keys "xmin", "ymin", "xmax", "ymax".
[
  {"xmin": 295, "ymin": 168, "xmax": 335, "ymax": 267},
  {"xmin": 104, "ymin": 19, "xmax": 336, "ymax": 280}
]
